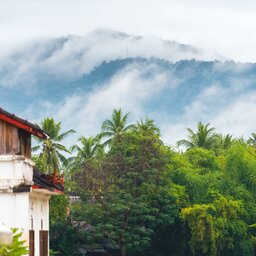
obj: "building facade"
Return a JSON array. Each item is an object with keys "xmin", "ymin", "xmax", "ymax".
[{"xmin": 0, "ymin": 108, "xmax": 64, "ymax": 256}]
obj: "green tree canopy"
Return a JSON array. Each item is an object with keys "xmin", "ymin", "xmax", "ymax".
[
  {"xmin": 100, "ymin": 109, "xmax": 134, "ymax": 146},
  {"xmin": 33, "ymin": 118, "xmax": 75, "ymax": 173},
  {"xmin": 73, "ymin": 129, "xmax": 182, "ymax": 256},
  {"xmin": 177, "ymin": 122, "xmax": 218, "ymax": 150},
  {"xmin": 38, "ymin": 110, "xmax": 256, "ymax": 256}
]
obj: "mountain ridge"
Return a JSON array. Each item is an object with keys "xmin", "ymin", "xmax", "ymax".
[{"xmin": 0, "ymin": 31, "xmax": 255, "ymax": 145}]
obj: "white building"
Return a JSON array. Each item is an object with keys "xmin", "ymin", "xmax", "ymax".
[{"xmin": 0, "ymin": 108, "xmax": 64, "ymax": 256}]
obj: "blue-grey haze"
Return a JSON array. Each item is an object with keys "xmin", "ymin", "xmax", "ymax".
[{"xmin": 0, "ymin": 31, "xmax": 255, "ymax": 146}]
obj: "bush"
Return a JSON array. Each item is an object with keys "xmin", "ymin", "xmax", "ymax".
[{"xmin": 0, "ymin": 228, "xmax": 28, "ymax": 256}]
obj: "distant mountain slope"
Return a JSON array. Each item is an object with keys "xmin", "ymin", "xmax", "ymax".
[
  {"xmin": 0, "ymin": 29, "xmax": 222, "ymax": 89},
  {"xmin": 0, "ymin": 31, "xmax": 255, "ymax": 145},
  {"xmin": 1, "ymin": 56, "xmax": 255, "ymax": 117}
]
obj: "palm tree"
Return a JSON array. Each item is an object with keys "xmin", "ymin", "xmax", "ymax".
[
  {"xmin": 248, "ymin": 133, "xmax": 256, "ymax": 146},
  {"xmin": 33, "ymin": 118, "xmax": 75, "ymax": 173},
  {"xmin": 212, "ymin": 133, "xmax": 233, "ymax": 155},
  {"xmin": 100, "ymin": 109, "xmax": 134, "ymax": 145},
  {"xmin": 70, "ymin": 136, "xmax": 104, "ymax": 166},
  {"xmin": 177, "ymin": 122, "xmax": 218, "ymax": 150},
  {"xmin": 218, "ymin": 134, "xmax": 233, "ymax": 149},
  {"xmin": 135, "ymin": 117, "xmax": 160, "ymax": 136}
]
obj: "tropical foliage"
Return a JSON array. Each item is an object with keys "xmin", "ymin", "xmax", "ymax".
[
  {"xmin": 177, "ymin": 122, "xmax": 219, "ymax": 150},
  {"xmin": 0, "ymin": 228, "xmax": 28, "ymax": 256},
  {"xmin": 33, "ymin": 109, "xmax": 256, "ymax": 256},
  {"xmin": 33, "ymin": 118, "xmax": 75, "ymax": 173},
  {"xmin": 100, "ymin": 108, "xmax": 134, "ymax": 145}
]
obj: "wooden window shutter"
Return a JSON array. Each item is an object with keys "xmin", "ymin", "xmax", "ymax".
[
  {"xmin": 29, "ymin": 230, "xmax": 35, "ymax": 256},
  {"xmin": 40, "ymin": 230, "xmax": 48, "ymax": 256}
]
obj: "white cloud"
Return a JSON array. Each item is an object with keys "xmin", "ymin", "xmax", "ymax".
[
  {"xmin": 161, "ymin": 83, "xmax": 256, "ymax": 146},
  {"xmin": 16, "ymin": 59, "xmax": 255, "ymax": 148},
  {"xmin": 211, "ymin": 93, "xmax": 256, "ymax": 138},
  {"xmin": 26, "ymin": 62, "xmax": 172, "ymax": 147},
  {"xmin": 0, "ymin": 30, "xmax": 219, "ymax": 89},
  {"xmin": 161, "ymin": 123, "xmax": 188, "ymax": 148},
  {"xmin": 1, "ymin": 0, "xmax": 256, "ymax": 62}
]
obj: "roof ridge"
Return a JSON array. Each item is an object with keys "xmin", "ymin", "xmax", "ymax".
[{"xmin": 0, "ymin": 107, "xmax": 47, "ymax": 139}]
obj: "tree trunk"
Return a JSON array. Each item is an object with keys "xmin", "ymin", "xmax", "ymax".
[
  {"xmin": 120, "ymin": 211, "xmax": 129, "ymax": 256},
  {"xmin": 120, "ymin": 237, "xmax": 126, "ymax": 256}
]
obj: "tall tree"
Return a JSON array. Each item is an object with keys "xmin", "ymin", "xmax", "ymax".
[
  {"xmin": 219, "ymin": 134, "xmax": 233, "ymax": 149},
  {"xmin": 70, "ymin": 136, "xmax": 104, "ymax": 168},
  {"xmin": 100, "ymin": 109, "xmax": 134, "ymax": 145},
  {"xmin": 135, "ymin": 117, "xmax": 160, "ymax": 136},
  {"xmin": 214, "ymin": 134, "xmax": 233, "ymax": 155},
  {"xmin": 74, "ymin": 130, "xmax": 181, "ymax": 256},
  {"xmin": 33, "ymin": 118, "xmax": 75, "ymax": 173},
  {"xmin": 248, "ymin": 133, "xmax": 256, "ymax": 146},
  {"xmin": 177, "ymin": 122, "xmax": 218, "ymax": 150}
]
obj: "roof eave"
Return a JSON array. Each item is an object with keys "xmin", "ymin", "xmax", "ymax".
[
  {"xmin": 32, "ymin": 186, "xmax": 64, "ymax": 195},
  {"xmin": 0, "ymin": 110, "xmax": 47, "ymax": 139}
]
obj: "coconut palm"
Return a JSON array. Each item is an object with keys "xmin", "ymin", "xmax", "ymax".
[
  {"xmin": 218, "ymin": 134, "xmax": 233, "ymax": 149},
  {"xmin": 177, "ymin": 122, "xmax": 218, "ymax": 150},
  {"xmin": 33, "ymin": 118, "xmax": 75, "ymax": 173},
  {"xmin": 135, "ymin": 117, "xmax": 160, "ymax": 136},
  {"xmin": 100, "ymin": 109, "xmax": 134, "ymax": 145},
  {"xmin": 70, "ymin": 136, "xmax": 104, "ymax": 166},
  {"xmin": 248, "ymin": 133, "xmax": 256, "ymax": 146}
]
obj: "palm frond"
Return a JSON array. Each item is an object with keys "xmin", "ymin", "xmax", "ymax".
[
  {"xmin": 177, "ymin": 139, "xmax": 195, "ymax": 148},
  {"xmin": 32, "ymin": 145, "xmax": 41, "ymax": 152},
  {"xmin": 56, "ymin": 129, "xmax": 76, "ymax": 141}
]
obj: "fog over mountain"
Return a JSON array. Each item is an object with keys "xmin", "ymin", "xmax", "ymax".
[
  {"xmin": 0, "ymin": 30, "xmax": 255, "ymax": 147},
  {"xmin": 0, "ymin": 30, "xmax": 223, "ymax": 88}
]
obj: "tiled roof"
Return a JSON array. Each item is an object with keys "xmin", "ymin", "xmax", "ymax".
[{"xmin": 33, "ymin": 169, "xmax": 64, "ymax": 192}]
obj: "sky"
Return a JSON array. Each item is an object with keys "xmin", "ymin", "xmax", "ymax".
[
  {"xmin": 1, "ymin": 0, "xmax": 256, "ymax": 148},
  {"xmin": 1, "ymin": 0, "xmax": 256, "ymax": 62}
]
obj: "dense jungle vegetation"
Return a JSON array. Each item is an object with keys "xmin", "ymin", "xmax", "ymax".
[{"xmin": 33, "ymin": 109, "xmax": 256, "ymax": 256}]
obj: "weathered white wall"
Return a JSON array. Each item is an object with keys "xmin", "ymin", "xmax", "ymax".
[
  {"xmin": 0, "ymin": 193, "xmax": 30, "ymax": 248},
  {"xmin": 0, "ymin": 155, "xmax": 34, "ymax": 190},
  {"xmin": 0, "ymin": 191, "xmax": 51, "ymax": 256},
  {"xmin": 0, "ymin": 155, "xmax": 51, "ymax": 256},
  {"xmin": 29, "ymin": 192, "xmax": 50, "ymax": 256}
]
